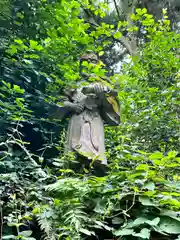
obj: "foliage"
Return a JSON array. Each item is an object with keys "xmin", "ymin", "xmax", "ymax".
[{"xmin": 0, "ymin": 1, "xmax": 179, "ymax": 240}]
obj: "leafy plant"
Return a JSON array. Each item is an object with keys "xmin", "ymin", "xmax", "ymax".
[{"xmin": 0, "ymin": 1, "xmax": 179, "ymax": 239}]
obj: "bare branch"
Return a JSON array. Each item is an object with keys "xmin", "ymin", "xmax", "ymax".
[
  {"xmin": 113, "ymin": 0, "xmax": 121, "ymax": 19},
  {"xmin": 114, "ymin": 36, "xmax": 135, "ymax": 55}
]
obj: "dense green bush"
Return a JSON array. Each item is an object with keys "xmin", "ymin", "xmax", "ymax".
[{"xmin": 0, "ymin": 1, "xmax": 179, "ymax": 239}]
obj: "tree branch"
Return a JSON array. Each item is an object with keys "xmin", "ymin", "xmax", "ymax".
[
  {"xmin": 113, "ymin": 35, "xmax": 135, "ymax": 56},
  {"xmin": 113, "ymin": 0, "xmax": 121, "ymax": 19}
]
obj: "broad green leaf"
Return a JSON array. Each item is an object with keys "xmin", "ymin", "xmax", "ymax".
[
  {"xmin": 136, "ymin": 164, "xmax": 149, "ymax": 171},
  {"xmin": 114, "ymin": 32, "xmax": 122, "ymax": 39},
  {"xmin": 143, "ymin": 182, "xmax": 155, "ymax": 191},
  {"xmin": 168, "ymin": 151, "xmax": 178, "ymax": 158},
  {"xmin": 19, "ymin": 230, "xmax": 32, "ymax": 237},
  {"xmin": 2, "ymin": 236, "xmax": 16, "ymax": 239},
  {"xmin": 112, "ymin": 217, "xmax": 124, "ymax": 225},
  {"xmin": 139, "ymin": 196, "xmax": 157, "ymax": 206},
  {"xmin": 114, "ymin": 229, "xmax": 134, "ymax": 236},
  {"xmin": 149, "ymin": 152, "xmax": 163, "ymax": 160},
  {"xmin": 133, "ymin": 217, "xmax": 147, "ymax": 226},
  {"xmin": 160, "ymin": 210, "xmax": 180, "ymax": 222},
  {"xmin": 8, "ymin": 223, "xmax": 24, "ymax": 227},
  {"xmin": 133, "ymin": 217, "xmax": 160, "ymax": 226},
  {"xmin": 146, "ymin": 217, "xmax": 160, "ymax": 226},
  {"xmin": 159, "ymin": 217, "xmax": 180, "ymax": 234},
  {"xmin": 30, "ymin": 40, "xmax": 38, "ymax": 49},
  {"xmin": 133, "ymin": 228, "xmax": 150, "ymax": 239}
]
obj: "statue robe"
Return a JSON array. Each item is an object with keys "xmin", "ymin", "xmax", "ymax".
[
  {"xmin": 63, "ymin": 82, "xmax": 120, "ymax": 165},
  {"xmin": 50, "ymin": 81, "xmax": 120, "ymax": 165}
]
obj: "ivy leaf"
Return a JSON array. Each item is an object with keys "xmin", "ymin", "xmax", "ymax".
[
  {"xmin": 159, "ymin": 217, "xmax": 180, "ymax": 234},
  {"xmin": 112, "ymin": 217, "xmax": 124, "ymax": 225},
  {"xmin": 133, "ymin": 217, "xmax": 160, "ymax": 226},
  {"xmin": 139, "ymin": 196, "xmax": 157, "ymax": 206},
  {"xmin": 133, "ymin": 217, "xmax": 147, "ymax": 226},
  {"xmin": 160, "ymin": 210, "xmax": 180, "ymax": 222},
  {"xmin": 133, "ymin": 228, "xmax": 150, "ymax": 239},
  {"xmin": 146, "ymin": 217, "xmax": 160, "ymax": 226},
  {"xmin": 143, "ymin": 182, "xmax": 155, "ymax": 191},
  {"xmin": 114, "ymin": 228, "xmax": 134, "ymax": 236}
]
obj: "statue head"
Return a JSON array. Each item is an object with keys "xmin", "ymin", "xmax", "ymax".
[{"xmin": 80, "ymin": 50, "xmax": 98, "ymax": 65}]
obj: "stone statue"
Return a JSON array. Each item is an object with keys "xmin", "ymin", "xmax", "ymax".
[{"xmin": 54, "ymin": 52, "xmax": 120, "ymax": 165}]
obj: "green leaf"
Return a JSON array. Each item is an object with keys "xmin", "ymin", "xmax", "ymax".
[
  {"xmin": 149, "ymin": 152, "xmax": 163, "ymax": 160},
  {"xmin": 94, "ymin": 201, "xmax": 106, "ymax": 214},
  {"xmin": 139, "ymin": 196, "xmax": 157, "ymax": 206},
  {"xmin": 133, "ymin": 217, "xmax": 147, "ymax": 226},
  {"xmin": 114, "ymin": 229, "xmax": 134, "ymax": 236},
  {"xmin": 7, "ymin": 45, "xmax": 17, "ymax": 55},
  {"xmin": 133, "ymin": 228, "xmax": 150, "ymax": 239},
  {"xmin": 136, "ymin": 164, "xmax": 149, "ymax": 171},
  {"xmin": 112, "ymin": 217, "xmax": 124, "ymax": 225},
  {"xmin": 30, "ymin": 40, "xmax": 38, "ymax": 49},
  {"xmin": 143, "ymin": 182, "xmax": 155, "ymax": 191},
  {"xmin": 29, "ymin": 54, "xmax": 40, "ymax": 59},
  {"xmin": 94, "ymin": 221, "xmax": 112, "ymax": 231},
  {"xmin": 14, "ymin": 39, "xmax": 23, "ymax": 44},
  {"xmin": 142, "ymin": 8, "xmax": 147, "ymax": 14},
  {"xmin": 114, "ymin": 31, "xmax": 122, "ymax": 39},
  {"xmin": 13, "ymin": 85, "xmax": 25, "ymax": 94},
  {"xmin": 14, "ymin": 21, "xmax": 22, "ymax": 26},
  {"xmin": 147, "ymin": 217, "xmax": 160, "ymax": 226},
  {"xmin": 162, "ymin": 8, "xmax": 167, "ymax": 14},
  {"xmin": 160, "ymin": 210, "xmax": 180, "ymax": 222},
  {"xmin": 19, "ymin": 230, "xmax": 32, "ymax": 237},
  {"xmin": 79, "ymin": 228, "xmax": 94, "ymax": 236},
  {"xmin": 2, "ymin": 236, "xmax": 16, "ymax": 239},
  {"xmin": 16, "ymin": 12, "xmax": 24, "ymax": 19},
  {"xmin": 136, "ymin": 8, "xmax": 142, "ymax": 14},
  {"xmin": 168, "ymin": 151, "xmax": 178, "ymax": 158},
  {"xmin": 133, "ymin": 217, "xmax": 160, "ymax": 226},
  {"xmin": 8, "ymin": 223, "xmax": 24, "ymax": 227},
  {"xmin": 98, "ymin": 51, "xmax": 104, "ymax": 56},
  {"xmin": 159, "ymin": 217, "xmax": 180, "ymax": 234}
]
